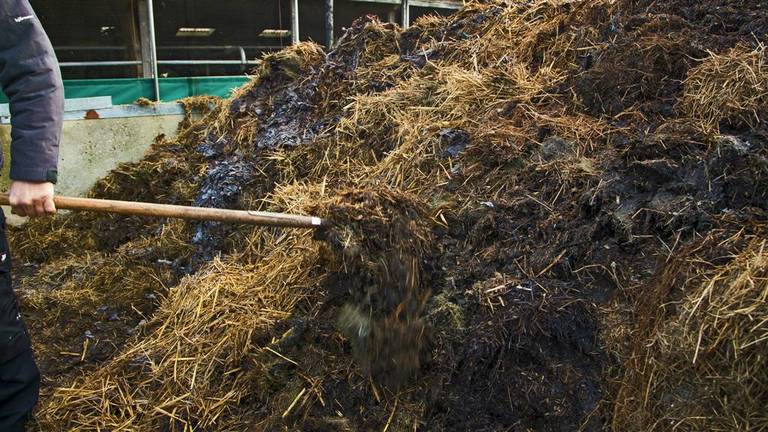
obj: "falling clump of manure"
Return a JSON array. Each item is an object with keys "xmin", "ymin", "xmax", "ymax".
[
  {"xmin": 8, "ymin": 1, "xmax": 768, "ymax": 431},
  {"xmin": 316, "ymin": 189, "xmax": 434, "ymax": 389}
]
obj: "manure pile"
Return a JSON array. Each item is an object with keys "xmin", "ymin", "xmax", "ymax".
[{"xmin": 11, "ymin": 1, "xmax": 768, "ymax": 430}]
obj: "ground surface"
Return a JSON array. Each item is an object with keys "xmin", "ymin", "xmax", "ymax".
[{"xmin": 8, "ymin": 1, "xmax": 768, "ymax": 430}]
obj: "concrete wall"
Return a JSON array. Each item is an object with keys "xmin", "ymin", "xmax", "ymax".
[
  {"xmin": 0, "ymin": 112, "xmax": 183, "ymax": 223},
  {"xmin": 0, "ymin": 114, "xmax": 183, "ymax": 196}
]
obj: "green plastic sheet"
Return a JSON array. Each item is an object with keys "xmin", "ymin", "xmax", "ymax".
[{"xmin": 0, "ymin": 76, "xmax": 250, "ymax": 105}]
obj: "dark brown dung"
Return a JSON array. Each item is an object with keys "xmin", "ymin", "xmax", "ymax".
[{"xmin": 10, "ymin": 1, "xmax": 768, "ymax": 431}]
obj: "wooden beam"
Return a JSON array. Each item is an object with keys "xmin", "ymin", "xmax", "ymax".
[
  {"xmin": 137, "ymin": 0, "xmax": 155, "ymax": 79},
  {"xmin": 125, "ymin": 0, "xmax": 143, "ymax": 78}
]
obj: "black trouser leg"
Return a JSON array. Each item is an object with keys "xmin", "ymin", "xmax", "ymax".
[
  {"xmin": 0, "ymin": 210, "xmax": 40, "ymax": 430},
  {"xmin": 0, "ymin": 349, "xmax": 39, "ymax": 431}
]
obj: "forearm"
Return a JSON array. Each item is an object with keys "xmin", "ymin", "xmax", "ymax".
[{"xmin": 0, "ymin": 0, "xmax": 63, "ymax": 183}]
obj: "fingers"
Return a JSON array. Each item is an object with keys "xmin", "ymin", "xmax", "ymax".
[
  {"xmin": 43, "ymin": 196, "xmax": 56, "ymax": 214},
  {"xmin": 10, "ymin": 197, "xmax": 38, "ymax": 217},
  {"xmin": 8, "ymin": 196, "xmax": 56, "ymax": 218},
  {"xmin": 33, "ymin": 200, "xmax": 45, "ymax": 217},
  {"xmin": 23, "ymin": 204, "xmax": 34, "ymax": 217},
  {"xmin": 8, "ymin": 181, "xmax": 56, "ymax": 218},
  {"xmin": 10, "ymin": 204, "xmax": 25, "ymax": 217},
  {"xmin": 8, "ymin": 196, "xmax": 25, "ymax": 217}
]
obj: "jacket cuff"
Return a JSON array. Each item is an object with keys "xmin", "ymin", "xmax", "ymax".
[{"xmin": 9, "ymin": 166, "xmax": 58, "ymax": 184}]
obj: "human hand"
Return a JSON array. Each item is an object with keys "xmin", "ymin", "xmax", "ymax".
[{"xmin": 8, "ymin": 181, "xmax": 56, "ymax": 217}]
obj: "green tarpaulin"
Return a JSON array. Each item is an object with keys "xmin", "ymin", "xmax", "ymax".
[{"xmin": 0, "ymin": 76, "xmax": 249, "ymax": 105}]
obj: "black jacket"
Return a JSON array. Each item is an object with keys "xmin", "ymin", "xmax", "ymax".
[{"xmin": 0, "ymin": 0, "xmax": 61, "ymax": 183}]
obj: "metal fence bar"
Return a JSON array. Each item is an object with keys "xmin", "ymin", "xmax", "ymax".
[
  {"xmin": 291, "ymin": 0, "xmax": 300, "ymax": 44},
  {"xmin": 146, "ymin": 0, "xmax": 160, "ymax": 101},
  {"xmin": 59, "ymin": 61, "xmax": 142, "ymax": 67},
  {"xmin": 325, "ymin": 0, "xmax": 334, "ymax": 49},
  {"xmin": 159, "ymin": 60, "xmax": 260, "ymax": 65},
  {"xmin": 55, "ymin": 45, "xmax": 285, "ymax": 51},
  {"xmin": 59, "ymin": 59, "xmax": 264, "ymax": 68}
]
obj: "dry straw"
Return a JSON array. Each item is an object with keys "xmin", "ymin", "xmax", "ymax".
[
  {"xmin": 23, "ymin": 2, "xmax": 623, "ymax": 428},
  {"xmin": 41, "ymin": 227, "xmax": 324, "ymax": 430},
  {"xmin": 613, "ymin": 223, "xmax": 768, "ymax": 431},
  {"xmin": 680, "ymin": 43, "xmax": 768, "ymax": 131},
  {"xmin": 9, "ymin": 0, "xmax": 766, "ymax": 430}
]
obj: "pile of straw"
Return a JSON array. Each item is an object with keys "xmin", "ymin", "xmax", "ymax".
[
  {"xmin": 613, "ymin": 218, "xmax": 768, "ymax": 430},
  {"xmin": 680, "ymin": 43, "xmax": 768, "ymax": 131},
  {"xmin": 8, "ymin": 0, "xmax": 767, "ymax": 430}
]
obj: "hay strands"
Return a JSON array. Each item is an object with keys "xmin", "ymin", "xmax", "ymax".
[{"xmin": 0, "ymin": 193, "xmax": 327, "ymax": 229}]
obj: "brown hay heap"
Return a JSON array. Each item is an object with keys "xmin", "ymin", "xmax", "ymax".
[
  {"xmin": 680, "ymin": 43, "xmax": 768, "ymax": 131},
  {"xmin": 9, "ymin": 0, "xmax": 768, "ymax": 430},
  {"xmin": 614, "ymin": 216, "xmax": 768, "ymax": 431}
]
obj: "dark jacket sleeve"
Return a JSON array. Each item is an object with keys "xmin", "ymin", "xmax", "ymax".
[{"xmin": 0, "ymin": 0, "xmax": 62, "ymax": 183}]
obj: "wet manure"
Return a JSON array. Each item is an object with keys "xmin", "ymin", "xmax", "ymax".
[{"xmin": 7, "ymin": 1, "xmax": 768, "ymax": 431}]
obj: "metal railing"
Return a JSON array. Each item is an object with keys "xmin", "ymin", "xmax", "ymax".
[
  {"xmin": 57, "ymin": 45, "xmax": 269, "ymax": 68},
  {"xmin": 59, "ymin": 59, "xmax": 261, "ymax": 67}
]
